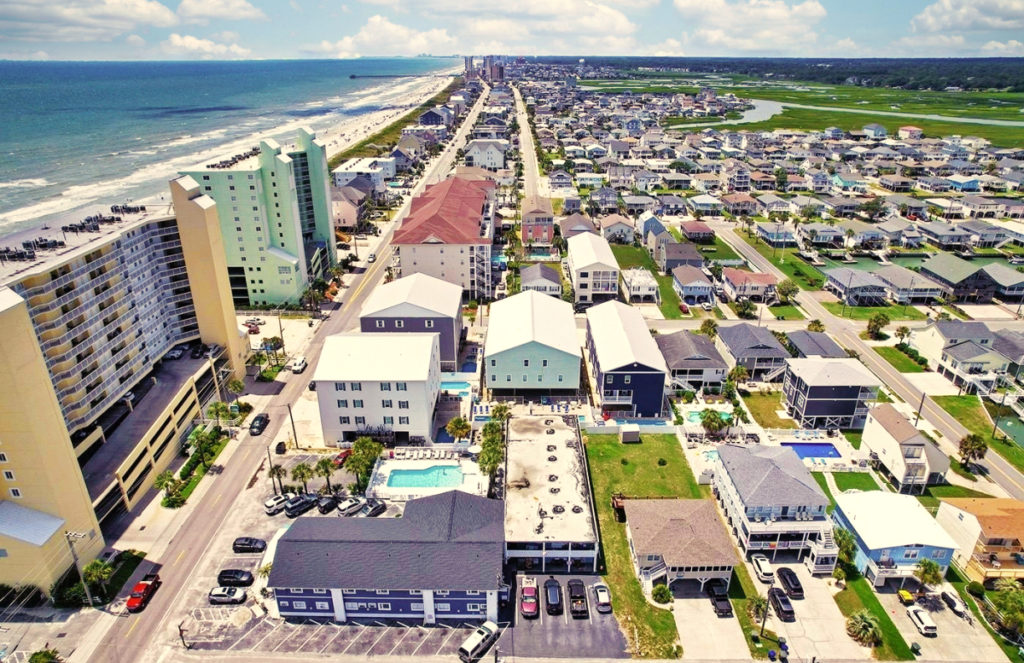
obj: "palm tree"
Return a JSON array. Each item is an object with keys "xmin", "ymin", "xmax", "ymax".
[
  {"xmin": 807, "ymin": 319, "xmax": 826, "ymax": 333},
  {"xmin": 291, "ymin": 462, "xmax": 314, "ymax": 494},
  {"xmin": 834, "ymin": 527, "xmax": 856, "ymax": 565},
  {"xmin": 845, "ymin": 228, "xmax": 856, "ymax": 248},
  {"xmin": 268, "ymin": 463, "xmax": 287, "ymax": 495},
  {"xmin": 82, "ymin": 559, "xmax": 114, "ymax": 596},
  {"xmin": 154, "ymin": 470, "xmax": 177, "ymax": 496},
  {"xmin": 192, "ymin": 428, "xmax": 219, "ymax": 469},
  {"xmin": 315, "ymin": 456, "xmax": 336, "ymax": 493},
  {"xmin": 748, "ymin": 595, "xmax": 768, "ymax": 620},
  {"xmin": 914, "ymin": 559, "xmax": 943, "ymax": 594},
  {"xmin": 731, "ymin": 405, "xmax": 748, "ymax": 424},
  {"xmin": 446, "ymin": 416, "xmax": 472, "ymax": 441},
  {"xmin": 995, "ymin": 578, "xmax": 1022, "ymax": 594},
  {"xmin": 257, "ymin": 563, "xmax": 274, "ymax": 580},
  {"xmin": 490, "ymin": 403, "xmax": 511, "ymax": 424},
  {"xmin": 959, "ymin": 433, "xmax": 988, "ymax": 468},
  {"xmin": 728, "ymin": 365, "xmax": 749, "ymax": 384},
  {"xmin": 207, "ymin": 401, "xmax": 231, "ymax": 426},
  {"xmin": 698, "ymin": 319, "xmax": 718, "ymax": 339},
  {"xmin": 846, "ymin": 610, "xmax": 882, "ymax": 646},
  {"xmin": 699, "ymin": 408, "xmax": 727, "ymax": 437},
  {"xmin": 227, "ymin": 378, "xmax": 245, "ymax": 403}
]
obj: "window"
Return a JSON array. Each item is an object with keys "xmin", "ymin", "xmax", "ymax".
[
  {"xmin": 293, "ymin": 601, "xmax": 307, "ymax": 610},
  {"xmin": 903, "ymin": 549, "xmax": 920, "ymax": 560},
  {"xmin": 355, "ymin": 416, "xmax": 366, "ymax": 425},
  {"xmin": 523, "ymin": 359, "xmax": 529, "ymax": 367},
  {"xmin": 0, "ymin": 453, "xmax": 7, "ymax": 462},
  {"xmin": 436, "ymin": 603, "xmax": 451, "ymax": 612},
  {"xmin": 395, "ymin": 320, "xmax": 404, "ymax": 329},
  {"xmin": 425, "ymin": 320, "xmax": 434, "ymax": 328},
  {"xmin": 9, "ymin": 488, "xmax": 21, "ymax": 498},
  {"xmin": 467, "ymin": 603, "xmax": 483, "ymax": 611},
  {"xmin": 490, "ymin": 359, "xmax": 496, "ymax": 367},
  {"xmin": 376, "ymin": 590, "xmax": 390, "ymax": 596},
  {"xmin": 279, "ymin": 600, "xmax": 290, "ymax": 607},
  {"xmin": 606, "ymin": 375, "xmax": 613, "ymax": 384},
  {"xmin": 336, "ymin": 400, "xmax": 348, "ymax": 408},
  {"xmin": 339, "ymin": 416, "xmax": 350, "ymax": 425},
  {"xmin": 466, "ymin": 590, "xmax": 481, "ymax": 596},
  {"xmin": 375, "ymin": 320, "xmax": 384, "ymax": 328},
  {"xmin": 624, "ymin": 375, "xmax": 631, "ymax": 385},
  {"xmin": 558, "ymin": 375, "xmax": 564, "ymax": 382},
  {"xmin": 506, "ymin": 375, "xmax": 511, "ymax": 382},
  {"xmin": 342, "ymin": 589, "xmax": 356, "ymax": 595},
  {"xmin": 334, "ymin": 382, "xmax": 346, "ymax": 391},
  {"xmin": 396, "ymin": 383, "xmax": 407, "ymax": 391},
  {"xmin": 344, "ymin": 601, "xmax": 358, "ymax": 610},
  {"xmin": 382, "ymin": 400, "xmax": 393, "ymax": 408},
  {"xmin": 399, "ymin": 416, "xmax": 409, "ymax": 425},
  {"xmin": 435, "ymin": 590, "xmax": 449, "ymax": 596},
  {"xmin": 491, "ymin": 375, "xmax": 496, "ymax": 382},
  {"xmin": 378, "ymin": 602, "xmax": 391, "ymax": 611},
  {"xmin": 383, "ymin": 416, "xmax": 394, "ymax": 425},
  {"xmin": 353, "ymin": 400, "xmax": 364, "ymax": 408},
  {"xmin": 542, "ymin": 359, "xmax": 548, "ymax": 367},
  {"xmin": 2, "ymin": 471, "xmax": 12, "ymax": 481},
  {"xmin": 932, "ymin": 550, "xmax": 945, "ymax": 559},
  {"xmin": 351, "ymin": 382, "xmax": 362, "ymax": 391},
  {"xmin": 313, "ymin": 589, "xmax": 327, "ymax": 594},
  {"xmin": 411, "ymin": 602, "xmax": 424, "ymax": 611},
  {"xmin": 315, "ymin": 602, "xmax": 329, "ymax": 611},
  {"xmin": 380, "ymin": 383, "xmax": 391, "ymax": 391}
]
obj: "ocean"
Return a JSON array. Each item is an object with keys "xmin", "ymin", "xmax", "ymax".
[{"xmin": 0, "ymin": 58, "xmax": 455, "ymax": 236}]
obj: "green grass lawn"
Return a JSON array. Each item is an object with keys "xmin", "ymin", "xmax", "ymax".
[
  {"xmin": 767, "ymin": 304, "xmax": 804, "ymax": 320},
  {"xmin": 704, "ymin": 236, "xmax": 742, "ymax": 262},
  {"xmin": 832, "ymin": 472, "xmax": 881, "ymax": 492},
  {"xmin": 739, "ymin": 233, "xmax": 824, "ymax": 290},
  {"xmin": 833, "ymin": 573, "xmax": 916, "ymax": 660},
  {"xmin": 843, "ymin": 431, "xmax": 863, "ymax": 450},
  {"xmin": 915, "ymin": 484, "xmax": 991, "ymax": 511},
  {"xmin": 934, "ymin": 395, "xmax": 1024, "ymax": 475},
  {"xmin": 584, "ymin": 433, "xmax": 707, "ymax": 658},
  {"xmin": 741, "ymin": 391, "xmax": 797, "ymax": 429},
  {"xmin": 609, "ymin": 244, "xmax": 684, "ymax": 319},
  {"xmin": 821, "ymin": 302, "xmax": 927, "ymax": 321},
  {"xmin": 729, "ymin": 561, "xmax": 781, "ymax": 659},
  {"xmin": 874, "ymin": 346, "xmax": 927, "ymax": 373},
  {"xmin": 178, "ymin": 436, "xmax": 231, "ymax": 502},
  {"xmin": 812, "ymin": 472, "xmax": 836, "ymax": 512}
]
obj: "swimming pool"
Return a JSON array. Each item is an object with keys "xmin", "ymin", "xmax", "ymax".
[
  {"xmin": 614, "ymin": 418, "xmax": 670, "ymax": 426},
  {"xmin": 702, "ymin": 449, "xmax": 719, "ymax": 462},
  {"xmin": 440, "ymin": 381, "xmax": 471, "ymax": 391},
  {"xmin": 460, "ymin": 361, "xmax": 477, "ymax": 373},
  {"xmin": 685, "ymin": 411, "xmax": 733, "ymax": 424},
  {"xmin": 386, "ymin": 465, "xmax": 464, "ymax": 488},
  {"xmin": 781, "ymin": 442, "xmax": 841, "ymax": 459}
]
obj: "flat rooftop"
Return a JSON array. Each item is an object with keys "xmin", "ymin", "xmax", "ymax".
[{"xmin": 503, "ymin": 415, "xmax": 597, "ymax": 544}]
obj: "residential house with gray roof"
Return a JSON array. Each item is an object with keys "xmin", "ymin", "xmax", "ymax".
[
  {"xmin": 918, "ymin": 221, "xmax": 973, "ymax": 250},
  {"xmin": 862, "ymin": 404, "xmax": 949, "ymax": 494},
  {"xmin": 874, "ymin": 264, "xmax": 948, "ymax": 304},
  {"xmin": 671, "ymin": 265, "xmax": 714, "ymax": 305},
  {"xmin": 787, "ymin": 330, "xmax": 846, "ymax": 358},
  {"xmin": 782, "ymin": 357, "xmax": 881, "ymax": 429},
  {"xmin": 911, "ymin": 319, "xmax": 1008, "ymax": 394},
  {"xmin": 520, "ymin": 264, "xmax": 562, "ymax": 297},
  {"xmin": 268, "ymin": 491, "xmax": 505, "ymax": 624},
  {"xmin": 716, "ymin": 323, "xmax": 790, "ymax": 381},
  {"xmin": 920, "ymin": 254, "xmax": 997, "ymax": 302},
  {"xmin": 656, "ymin": 330, "xmax": 728, "ymax": 392},
  {"xmin": 824, "ymin": 268, "xmax": 888, "ymax": 306},
  {"xmin": 658, "ymin": 240, "xmax": 703, "ymax": 274},
  {"xmin": 994, "ymin": 328, "xmax": 1024, "ymax": 381},
  {"xmin": 713, "ymin": 445, "xmax": 838, "ymax": 573},
  {"xmin": 558, "ymin": 213, "xmax": 598, "ymax": 239}
]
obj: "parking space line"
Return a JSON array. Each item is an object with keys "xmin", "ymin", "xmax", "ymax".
[
  {"xmin": 172, "ymin": 549, "xmax": 186, "ymax": 566},
  {"xmin": 317, "ymin": 626, "xmax": 344, "ymax": 654},
  {"xmin": 366, "ymin": 626, "xmax": 392, "ymax": 653},
  {"xmin": 387, "ymin": 625, "xmax": 415, "ymax": 655},
  {"xmin": 339, "ymin": 624, "xmax": 367, "ymax": 655},
  {"xmin": 249, "ymin": 621, "xmax": 283, "ymax": 651},
  {"xmin": 437, "ymin": 624, "xmax": 464, "ymax": 654},
  {"xmin": 295, "ymin": 622, "xmax": 324, "ymax": 652}
]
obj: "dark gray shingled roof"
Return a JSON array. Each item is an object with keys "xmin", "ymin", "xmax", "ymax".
[
  {"xmin": 717, "ymin": 445, "xmax": 828, "ymax": 510},
  {"xmin": 655, "ymin": 330, "xmax": 727, "ymax": 371},
  {"xmin": 787, "ymin": 330, "xmax": 847, "ymax": 358},
  {"xmin": 717, "ymin": 323, "xmax": 789, "ymax": 360},
  {"xmin": 268, "ymin": 491, "xmax": 504, "ymax": 591}
]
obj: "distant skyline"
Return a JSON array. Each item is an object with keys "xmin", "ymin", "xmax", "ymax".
[{"xmin": 1, "ymin": 0, "xmax": 1024, "ymax": 61}]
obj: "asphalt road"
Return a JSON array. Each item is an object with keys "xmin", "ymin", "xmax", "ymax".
[
  {"xmin": 513, "ymin": 84, "xmax": 539, "ymax": 199},
  {"xmin": 93, "ymin": 85, "xmax": 493, "ymax": 663}
]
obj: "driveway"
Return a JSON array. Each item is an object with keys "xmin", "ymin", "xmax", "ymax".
[
  {"xmin": 902, "ymin": 371, "xmax": 961, "ymax": 396},
  {"xmin": 767, "ymin": 564, "xmax": 870, "ymax": 661},
  {"xmin": 672, "ymin": 596, "xmax": 748, "ymax": 660},
  {"xmin": 876, "ymin": 583, "xmax": 1007, "ymax": 662}
]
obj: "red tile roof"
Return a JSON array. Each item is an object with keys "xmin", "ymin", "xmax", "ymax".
[{"xmin": 393, "ymin": 177, "xmax": 495, "ymax": 245}]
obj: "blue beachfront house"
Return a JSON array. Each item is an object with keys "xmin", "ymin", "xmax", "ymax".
[
  {"xmin": 268, "ymin": 491, "xmax": 506, "ymax": 623},
  {"xmin": 833, "ymin": 491, "xmax": 957, "ymax": 587},
  {"xmin": 586, "ymin": 301, "xmax": 668, "ymax": 418}
]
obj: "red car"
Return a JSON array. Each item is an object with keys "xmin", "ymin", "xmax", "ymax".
[
  {"xmin": 126, "ymin": 573, "xmax": 161, "ymax": 612},
  {"xmin": 520, "ymin": 578, "xmax": 539, "ymax": 618},
  {"xmin": 332, "ymin": 449, "xmax": 352, "ymax": 467}
]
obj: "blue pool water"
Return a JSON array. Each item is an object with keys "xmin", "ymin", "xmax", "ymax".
[
  {"xmin": 440, "ymin": 381, "xmax": 471, "ymax": 391},
  {"xmin": 474, "ymin": 415, "xmax": 491, "ymax": 422},
  {"xmin": 781, "ymin": 442, "xmax": 842, "ymax": 459},
  {"xmin": 617, "ymin": 418, "xmax": 670, "ymax": 426},
  {"xmin": 435, "ymin": 427, "xmax": 455, "ymax": 443},
  {"xmin": 703, "ymin": 450, "xmax": 720, "ymax": 461},
  {"xmin": 685, "ymin": 411, "xmax": 732, "ymax": 424},
  {"xmin": 461, "ymin": 361, "xmax": 477, "ymax": 373},
  {"xmin": 386, "ymin": 465, "xmax": 464, "ymax": 488}
]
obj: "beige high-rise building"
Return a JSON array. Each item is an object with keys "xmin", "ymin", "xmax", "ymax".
[{"xmin": 0, "ymin": 177, "xmax": 244, "ymax": 594}]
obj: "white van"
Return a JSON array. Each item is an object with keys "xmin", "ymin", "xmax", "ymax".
[
  {"xmin": 751, "ymin": 554, "xmax": 774, "ymax": 583},
  {"xmin": 907, "ymin": 606, "xmax": 938, "ymax": 636},
  {"xmin": 289, "ymin": 356, "xmax": 308, "ymax": 373},
  {"xmin": 457, "ymin": 620, "xmax": 499, "ymax": 662}
]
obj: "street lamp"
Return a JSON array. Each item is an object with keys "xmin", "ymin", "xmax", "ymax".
[{"xmin": 759, "ymin": 578, "xmax": 775, "ymax": 637}]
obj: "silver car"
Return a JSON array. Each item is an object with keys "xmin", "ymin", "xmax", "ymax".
[
  {"xmin": 336, "ymin": 497, "xmax": 364, "ymax": 516},
  {"xmin": 209, "ymin": 587, "xmax": 246, "ymax": 605}
]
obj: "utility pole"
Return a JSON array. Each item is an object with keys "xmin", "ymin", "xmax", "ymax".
[
  {"xmin": 287, "ymin": 403, "xmax": 300, "ymax": 449},
  {"xmin": 914, "ymin": 390, "xmax": 926, "ymax": 426},
  {"xmin": 64, "ymin": 531, "xmax": 94, "ymax": 608},
  {"xmin": 267, "ymin": 445, "xmax": 278, "ymax": 495},
  {"xmin": 759, "ymin": 578, "xmax": 774, "ymax": 636}
]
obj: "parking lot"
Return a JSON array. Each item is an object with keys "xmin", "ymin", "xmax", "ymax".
[
  {"xmin": 876, "ymin": 583, "xmax": 1007, "ymax": 662},
  {"xmin": 669, "ymin": 583, "xmax": 749, "ymax": 660}
]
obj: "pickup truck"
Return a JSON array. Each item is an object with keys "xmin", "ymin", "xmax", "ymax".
[
  {"xmin": 126, "ymin": 573, "xmax": 161, "ymax": 612},
  {"xmin": 567, "ymin": 579, "xmax": 589, "ymax": 619},
  {"xmin": 706, "ymin": 580, "xmax": 733, "ymax": 617}
]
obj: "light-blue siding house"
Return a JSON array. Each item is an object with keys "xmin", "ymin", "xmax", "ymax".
[{"xmin": 833, "ymin": 491, "xmax": 957, "ymax": 587}]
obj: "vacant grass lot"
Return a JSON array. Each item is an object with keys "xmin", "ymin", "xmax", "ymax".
[
  {"xmin": 767, "ymin": 304, "xmax": 804, "ymax": 320},
  {"xmin": 874, "ymin": 346, "xmax": 926, "ymax": 373},
  {"xmin": 704, "ymin": 236, "xmax": 742, "ymax": 262},
  {"xmin": 915, "ymin": 484, "xmax": 991, "ymax": 511},
  {"xmin": 934, "ymin": 395, "xmax": 1024, "ymax": 474},
  {"xmin": 585, "ymin": 433, "xmax": 707, "ymax": 658},
  {"xmin": 832, "ymin": 472, "xmax": 880, "ymax": 492},
  {"xmin": 738, "ymin": 233, "xmax": 825, "ymax": 290},
  {"xmin": 821, "ymin": 302, "xmax": 927, "ymax": 321},
  {"xmin": 610, "ymin": 244, "xmax": 683, "ymax": 320},
  {"xmin": 741, "ymin": 391, "xmax": 797, "ymax": 429}
]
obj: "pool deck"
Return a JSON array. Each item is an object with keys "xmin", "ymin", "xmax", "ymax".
[{"xmin": 365, "ymin": 451, "xmax": 488, "ymax": 502}]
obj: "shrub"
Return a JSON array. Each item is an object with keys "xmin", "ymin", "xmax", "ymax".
[
  {"xmin": 681, "ymin": 391, "xmax": 696, "ymax": 404},
  {"xmin": 657, "ymin": 458, "xmax": 667, "ymax": 466},
  {"xmin": 652, "ymin": 584, "xmax": 673, "ymax": 604},
  {"xmin": 620, "ymin": 458, "xmax": 629, "ymax": 466},
  {"xmin": 162, "ymin": 492, "xmax": 186, "ymax": 508},
  {"xmin": 967, "ymin": 581, "xmax": 986, "ymax": 598},
  {"xmin": 60, "ymin": 582, "xmax": 87, "ymax": 607}
]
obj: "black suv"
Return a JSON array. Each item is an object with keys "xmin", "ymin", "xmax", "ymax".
[
  {"xmin": 317, "ymin": 495, "xmax": 338, "ymax": 514},
  {"xmin": 249, "ymin": 414, "xmax": 269, "ymax": 436},
  {"xmin": 768, "ymin": 587, "xmax": 795, "ymax": 621},
  {"xmin": 217, "ymin": 569, "xmax": 254, "ymax": 587},
  {"xmin": 777, "ymin": 568, "xmax": 804, "ymax": 599},
  {"xmin": 544, "ymin": 578, "xmax": 563, "ymax": 615},
  {"xmin": 232, "ymin": 537, "xmax": 266, "ymax": 553},
  {"xmin": 284, "ymin": 494, "xmax": 318, "ymax": 518}
]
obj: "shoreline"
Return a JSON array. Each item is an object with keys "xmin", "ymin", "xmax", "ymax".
[{"xmin": 0, "ymin": 67, "xmax": 459, "ymax": 240}]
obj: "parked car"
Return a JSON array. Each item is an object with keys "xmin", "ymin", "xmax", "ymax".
[
  {"xmin": 217, "ymin": 569, "xmax": 254, "ymax": 587},
  {"xmin": 520, "ymin": 577, "xmax": 538, "ymax": 618},
  {"xmin": 907, "ymin": 605, "xmax": 937, "ymax": 636},
  {"xmin": 941, "ymin": 591, "xmax": 966, "ymax": 617},
  {"xmin": 777, "ymin": 568, "xmax": 804, "ymax": 599},
  {"xmin": 284, "ymin": 494, "xmax": 318, "ymax": 518},
  {"xmin": 336, "ymin": 497, "xmax": 364, "ymax": 516},
  {"xmin": 593, "ymin": 582, "xmax": 612, "ymax": 613},
  {"xmin": 125, "ymin": 573, "xmax": 161, "ymax": 612},
  {"xmin": 166, "ymin": 348, "xmax": 184, "ymax": 360},
  {"xmin": 274, "ymin": 440, "xmax": 287, "ymax": 454},
  {"xmin": 567, "ymin": 579, "xmax": 589, "ymax": 619},
  {"xmin": 751, "ymin": 554, "xmax": 774, "ymax": 583},
  {"xmin": 247, "ymin": 325, "xmax": 260, "ymax": 335},
  {"xmin": 706, "ymin": 579, "xmax": 733, "ymax": 617},
  {"xmin": 367, "ymin": 253, "xmax": 377, "ymax": 263},
  {"xmin": 190, "ymin": 345, "xmax": 205, "ymax": 359},
  {"xmin": 457, "ymin": 620, "xmax": 499, "ymax": 663},
  {"xmin": 289, "ymin": 356, "xmax": 308, "ymax": 373},
  {"xmin": 249, "ymin": 413, "xmax": 270, "ymax": 436},
  {"xmin": 317, "ymin": 495, "xmax": 339, "ymax": 514},
  {"xmin": 898, "ymin": 589, "xmax": 916, "ymax": 605},
  {"xmin": 232, "ymin": 537, "xmax": 267, "ymax": 553},
  {"xmin": 264, "ymin": 493, "xmax": 295, "ymax": 515},
  {"xmin": 701, "ymin": 302, "xmax": 713, "ymax": 311},
  {"xmin": 544, "ymin": 578, "xmax": 563, "ymax": 615},
  {"xmin": 332, "ymin": 449, "xmax": 352, "ymax": 467},
  {"xmin": 209, "ymin": 587, "xmax": 246, "ymax": 605},
  {"xmin": 768, "ymin": 587, "xmax": 795, "ymax": 621},
  {"xmin": 358, "ymin": 498, "xmax": 386, "ymax": 518}
]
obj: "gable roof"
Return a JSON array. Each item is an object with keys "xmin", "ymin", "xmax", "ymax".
[
  {"xmin": 484, "ymin": 290, "xmax": 580, "ymax": 358},
  {"xmin": 785, "ymin": 357, "xmax": 881, "ymax": 388},
  {"xmin": 787, "ymin": 330, "xmax": 847, "ymax": 358},
  {"xmin": 723, "ymin": 268, "xmax": 777, "ymax": 287},
  {"xmin": 586, "ymin": 301, "xmax": 667, "ymax": 374},
  {"xmin": 623, "ymin": 499, "xmax": 738, "ymax": 568},
  {"xmin": 931, "ymin": 319, "xmax": 993, "ymax": 341},
  {"xmin": 920, "ymin": 253, "xmax": 981, "ymax": 284},
  {"xmin": 718, "ymin": 323, "xmax": 788, "ymax": 358},
  {"xmin": 994, "ymin": 328, "xmax": 1024, "ymax": 363},
  {"xmin": 360, "ymin": 273, "xmax": 462, "ymax": 319},
  {"xmin": 568, "ymin": 232, "xmax": 617, "ymax": 269},
  {"xmin": 868, "ymin": 403, "xmax": 929, "ymax": 445},
  {"xmin": 655, "ymin": 331, "xmax": 727, "ymax": 370},
  {"xmin": 717, "ymin": 445, "xmax": 827, "ymax": 509},
  {"xmin": 671, "ymin": 265, "xmax": 712, "ymax": 286},
  {"xmin": 943, "ymin": 498, "xmax": 1024, "ymax": 544},
  {"xmin": 268, "ymin": 491, "xmax": 504, "ymax": 591},
  {"xmin": 521, "ymin": 263, "xmax": 560, "ymax": 285},
  {"xmin": 393, "ymin": 176, "xmax": 494, "ymax": 246}
]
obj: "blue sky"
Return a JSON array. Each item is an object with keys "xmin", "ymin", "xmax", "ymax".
[{"xmin": 1, "ymin": 0, "xmax": 1023, "ymax": 60}]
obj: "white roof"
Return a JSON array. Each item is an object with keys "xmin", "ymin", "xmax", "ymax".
[
  {"xmin": 314, "ymin": 332, "xmax": 437, "ymax": 382},
  {"xmin": 835, "ymin": 491, "xmax": 957, "ymax": 551},
  {"xmin": 785, "ymin": 357, "xmax": 881, "ymax": 387},
  {"xmin": 0, "ymin": 500, "xmax": 65, "ymax": 546},
  {"xmin": 360, "ymin": 273, "xmax": 462, "ymax": 318},
  {"xmin": 586, "ymin": 301, "xmax": 667, "ymax": 373},
  {"xmin": 484, "ymin": 291, "xmax": 580, "ymax": 358},
  {"xmin": 567, "ymin": 232, "xmax": 617, "ymax": 270}
]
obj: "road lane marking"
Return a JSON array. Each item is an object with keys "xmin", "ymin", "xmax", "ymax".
[
  {"xmin": 124, "ymin": 616, "xmax": 140, "ymax": 638},
  {"xmin": 172, "ymin": 549, "xmax": 185, "ymax": 566}
]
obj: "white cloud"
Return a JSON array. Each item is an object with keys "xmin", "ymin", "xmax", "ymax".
[
  {"xmin": 303, "ymin": 15, "xmax": 457, "ymax": 58},
  {"xmin": 671, "ymin": 0, "xmax": 827, "ymax": 54},
  {"xmin": 125, "ymin": 33, "xmax": 145, "ymax": 46},
  {"xmin": 177, "ymin": 0, "xmax": 265, "ymax": 21},
  {"xmin": 645, "ymin": 37, "xmax": 685, "ymax": 56},
  {"xmin": 162, "ymin": 32, "xmax": 251, "ymax": 57},
  {"xmin": 911, "ymin": 0, "xmax": 1024, "ymax": 32},
  {"xmin": 211, "ymin": 30, "xmax": 240, "ymax": 42},
  {"xmin": 0, "ymin": 0, "xmax": 178, "ymax": 42},
  {"xmin": 894, "ymin": 33, "xmax": 966, "ymax": 49},
  {"xmin": 982, "ymin": 38, "xmax": 1024, "ymax": 55}
]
